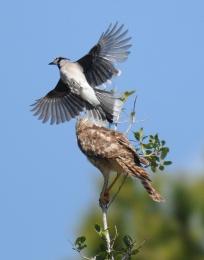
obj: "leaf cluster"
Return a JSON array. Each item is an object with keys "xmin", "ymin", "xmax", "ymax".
[
  {"xmin": 120, "ymin": 90, "xmax": 136, "ymax": 103},
  {"xmin": 134, "ymin": 128, "xmax": 172, "ymax": 172},
  {"xmin": 73, "ymin": 225, "xmax": 144, "ymax": 259},
  {"xmin": 73, "ymin": 236, "xmax": 87, "ymax": 252}
]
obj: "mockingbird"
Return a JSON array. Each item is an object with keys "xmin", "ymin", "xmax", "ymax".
[{"xmin": 31, "ymin": 23, "xmax": 131, "ymax": 124}]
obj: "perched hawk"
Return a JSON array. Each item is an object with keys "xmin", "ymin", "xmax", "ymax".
[
  {"xmin": 76, "ymin": 118, "xmax": 164, "ymax": 205},
  {"xmin": 31, "ymin": 23, "xmax": 131, "ymax": 125}
]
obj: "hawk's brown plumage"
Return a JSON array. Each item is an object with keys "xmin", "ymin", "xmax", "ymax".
[{"xmin": 76, "ymin": 118, "xmax": 164, "ymax": 203}]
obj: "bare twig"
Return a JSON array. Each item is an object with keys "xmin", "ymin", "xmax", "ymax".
[
  {"xmin": 72, "ymin": 247, "xmax": 94, "ymax": 260},
  {"xmin": 121, "ymin": 239, "xmax": 146, "ymax": 260},
  {"xmin": 79, "ymin": 253, "xmax": 94, "ymax": 260},
  {"xmin": 125, "ymin": 96, "xmax": 137, "ymax": 135},
  {"xmin": 111, "ymin": 225, "xmax": 119, "ymax": 249}
]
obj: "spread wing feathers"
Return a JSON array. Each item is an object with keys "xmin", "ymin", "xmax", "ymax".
[
  {"xmin": 31, "ymin": 80, "xmax": 119, "ymax": 125},
  {"xmin": 77, "ymin": 22, "xmax": 132, "ymax": 87},
  {"xmin": 98, "ymin": 22, "xmax": 132, "ymax": 62},
  {"xmin": 115, "ymin": 157, "xmax": 164, "ymax": 202},
  {"xmin": 31, "ymin": 79, "xmax": 86, "ymax": 124}
]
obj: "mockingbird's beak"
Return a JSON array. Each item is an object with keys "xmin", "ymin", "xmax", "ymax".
[{"xmin": 48, "ymin": 61, "xmax": 55, "ymax": 65}]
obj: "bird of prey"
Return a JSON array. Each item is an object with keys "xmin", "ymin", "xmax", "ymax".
[
  {"xmin": 31, "ymin": 23, "xmax": 131, "ymax": 124},
  {"xmin": 76, "ymin": 118, "xmax": 164, "ymax": 205}
]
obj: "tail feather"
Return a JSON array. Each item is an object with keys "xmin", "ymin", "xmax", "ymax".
[
  {"xmin": 140, "ymin": 178, "xmax": 165, "ymax": 202},
  {"xmin": 95, "ymin": 88, "xmax": 123, "ymax": 123},
  {"xmin": 84, "ymin": 103, "xmax": 107, "ymax": 126},
  {"xmin": 116, "ymin": 157, "xmax": 164, "ymax": 202}
]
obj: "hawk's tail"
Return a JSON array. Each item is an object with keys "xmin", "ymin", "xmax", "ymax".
[
  {"xmin": 116, "ymin": 158, "xmax": 164, "ymax": 202},
  {"xmin": 139, "ymin": 176, "xmax": 164, "ymax": 202}
]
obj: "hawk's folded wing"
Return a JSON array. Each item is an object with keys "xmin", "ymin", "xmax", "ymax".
[
  {"xmin": 31, "ymin": 79, "xmax": 85, "ymax": 124},
  {"xmin": 78, "ymin": 125, "xmax": 131, "ymax": 159},
  {"xmin": 77, "ymin": 22, "xmax": 132, "ymax": 87}
]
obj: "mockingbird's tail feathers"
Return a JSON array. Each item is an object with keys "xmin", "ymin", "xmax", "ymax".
[
  {"xmin": 95, "ymin": 89, "xmax": 122, "ymax": 123},
  {"xmin": 84, "ymin": 89, "xmax": 122, "ymax": 125}
]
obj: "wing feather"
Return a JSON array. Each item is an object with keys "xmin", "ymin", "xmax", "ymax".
[
  {"xmin": 77, "ymin": 23, "xmax": 131, "ymax": 87},
  {"xmin": 31, "ymin": 79, "xmax": 85, "ymax": 124}
]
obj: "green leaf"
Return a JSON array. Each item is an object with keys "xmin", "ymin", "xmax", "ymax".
[
  {"xmin": 134, "ymin": 131, "xmax": 140, "ymax": 141},
  {"xmin": 159, "ymin": 165, "xmax": 165, "ymax": 171},
  {"xmin": 164, "ymin": 160, "xmax": 172, "ymax": 165},
  {"xmin": 120, "ymin": 90, "xmax": 136, "ymax": 102},
  {"xmin": 94, "ymin": 224, "xmax": 101, "ymax": 233},
  {"xmin": 151, "ymin": 165, "xmax": 156, "ymax": 173},
  {"xmin": 78, "ymin": 244, "xmax": 87, "ymax": 250},
  {"xmin": 149, "ymin": 156, "xmax": 158, "ymax": 164},
  {"xmin": 143, "ymin": 143, "xmax": 153, "ymax": 149},
  {"xmin": 155, "ymin": 156, "xmax": 160, "ymax": 162},
  {"xmin": 96, "ymin": 250, "xmax": 107, "ymax": 258},
  {"xmin": 155, "ymin": 133, "xmax": 159, "ymax": 140},
  {"xmin": 123, "ymin": 235, "xmax": 133, "ymax": 247},
  {"xmin": 99, "ymin": 243, "xmax": 106, "ymax": 251},
  {"xmin": 75, "ymin": 236, "xmax": 86, "ymax": 245},
  {"xmin": 160, "ymin": 147, "xmax": 169, "ymax": 159},
  {"xmin": 161, "ymin": 140, "xmax": 166, "ymax": 146},
  {"xmin": 139, "ymin": 128, "xmax": 144, "ymax": 140},
  {"xmin": 131, "ymin": 249, "xmax": 139, "ymax": 255}
]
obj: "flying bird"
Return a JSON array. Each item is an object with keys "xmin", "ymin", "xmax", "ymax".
[
  {"xmin": 31, "ymin": 23, "xmax": 131, "ymax": 124},
  {"xmin": 76, "ymin": 118, "xmax": 164, "ymax": 205}
]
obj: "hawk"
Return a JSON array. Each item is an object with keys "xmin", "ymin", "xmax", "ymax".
[
  {"xmin": 76, "ymin": 118, "xmax": 164, "ymax": 205},
  {"xmin": 31, "ymin": 23, "xmax": 131, "ymax": 125}
]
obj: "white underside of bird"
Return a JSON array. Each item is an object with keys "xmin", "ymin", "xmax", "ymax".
[{"xmin": 60, "ymin": 61, "xmax": 100, "ymax": 106}]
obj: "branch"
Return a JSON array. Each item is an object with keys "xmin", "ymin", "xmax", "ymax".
[
  {"xmin": 125, "ymin": 96, "xmax": 137, "ymax": 135},
  {"xmin": 101, "ymin": 205, "xmax": 114, "ymax": 259}
]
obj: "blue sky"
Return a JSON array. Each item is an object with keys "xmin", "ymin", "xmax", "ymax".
[{"xmin": 1, "ymin": 0, "xmax": 204, "ymax": 259}]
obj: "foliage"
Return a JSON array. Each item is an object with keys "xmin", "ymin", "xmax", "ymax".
[
  {"xmin": 73, "ymin": 225, "xmax": 144, "ymax": 259},
  {"xmin": 119, "ymin": 90, "xmax": 136, "ymax": 103},
  {"xmin": 74, "ymin": 176, "xmax": 204, "ymax": 260},
  {"xmin": 73, "ymin": 236, "xmax": 87, "ymax": 252},
  {"xmin": 133, "ymin": 128, "xmax": 172, "ymax": 172}
]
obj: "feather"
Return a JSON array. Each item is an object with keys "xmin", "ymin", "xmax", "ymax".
[{"xmin": 77, "ymin": 23, "xmax": 132, "ymax": 87}]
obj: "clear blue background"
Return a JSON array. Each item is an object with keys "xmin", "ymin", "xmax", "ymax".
[{"xmin": 1, "ymin": 0, "xmax": 204, "ymax": 259}]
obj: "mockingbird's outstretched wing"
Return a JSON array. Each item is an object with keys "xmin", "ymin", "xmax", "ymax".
[
  {"xmin": 77, "ymin": 22, "xmax": 132, "ymax": 87},
  {"xmin": 31, "ymin": 80, "xmax": 118, "ymax": 124},
  {"xmin": 31, "ymin": 79, "xmax": 86, "ymax": 124}
]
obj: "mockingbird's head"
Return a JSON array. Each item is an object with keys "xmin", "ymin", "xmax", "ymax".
[{"xmin": 49, "ymin": 57, "xmax": 69, "ymax": 66}]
